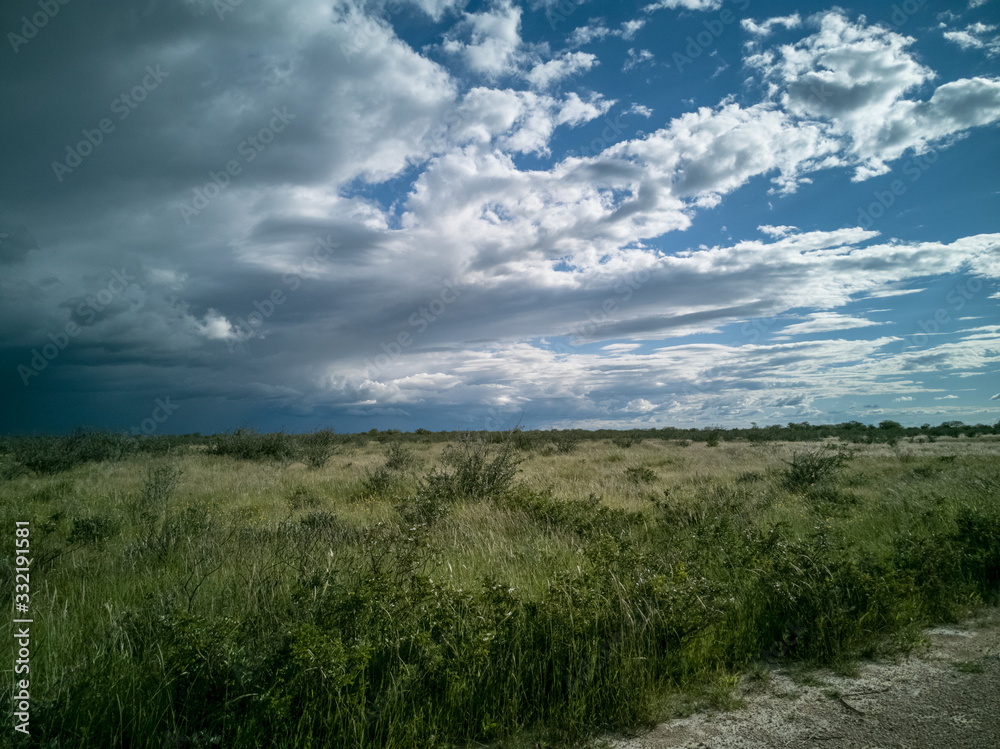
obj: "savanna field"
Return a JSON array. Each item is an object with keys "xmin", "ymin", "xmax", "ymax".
[{"xmin": 2, "ymin": 424, "xmax": 999, "ymax": 748}]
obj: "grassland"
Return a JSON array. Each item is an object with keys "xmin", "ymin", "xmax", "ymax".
[{"xmin": 1, "ymin": 428, "xmax": 999, "ymax": 748}]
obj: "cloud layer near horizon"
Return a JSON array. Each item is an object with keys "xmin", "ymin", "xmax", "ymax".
[{"xmin": 1, "ymin": 1, "xmax": 998, "ymax": 433}]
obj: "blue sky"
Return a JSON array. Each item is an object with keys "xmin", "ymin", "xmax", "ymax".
[{"xmin": 1, "ymin": 0, "xmax": 998, "ymax": 435}]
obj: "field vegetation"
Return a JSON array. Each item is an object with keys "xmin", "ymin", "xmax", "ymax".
[{"xmin": 1, "ymin": 422, "xmax": 999, "ymax": 748}]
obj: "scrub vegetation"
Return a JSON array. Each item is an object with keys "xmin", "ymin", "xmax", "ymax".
[{"xmin": 1, "ymin": 421, "xmax": 999, "ymax": 748}]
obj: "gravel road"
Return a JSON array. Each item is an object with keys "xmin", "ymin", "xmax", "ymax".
[{"xmin": 608, "ymin": 608, "xmax": 1000, "ymax": 749}]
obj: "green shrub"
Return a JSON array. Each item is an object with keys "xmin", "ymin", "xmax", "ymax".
[
  {"xmin": 68, "ymin": 513, "xmax": 119, "ymax": 546},
  {"xmin": 782, "ymin": 448, "xmax": 850, "ymax": 489},
  {"xmin": 295, "ymin": 428, "xmax": 339, "ymax": 469},
  {"xmin": 383, "ymin": 442, "xmax": 417, "ymax": 473},
  {"xmin": 208, "ymin": 427, "xmax": 295, "ymax": 462},
  {"xmin": 11, "ymin": 430, "xmax": 136, "ymax": 474},
  {"xmin": 360, "ymin": 465, "xmax": 398, "ymax": 496},
  {"xmin": 422, "ymin": 430, "xmax": 522, "ymax": 502},
  {"xmin": 624, "ymin": 465, "xmax": 657, "ymax": 484}
]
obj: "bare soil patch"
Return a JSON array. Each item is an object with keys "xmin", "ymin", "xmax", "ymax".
[{"xmin": 609, "ymin": 608, "xmax": 1000, "ymax": 749}]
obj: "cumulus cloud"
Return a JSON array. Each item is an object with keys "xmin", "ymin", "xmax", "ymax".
[
  {"xmin": 3, "ymin": 2, "xmax": 998, "ymax": 433},
  {"xmin": 526, "ymin": 51, "xmax": 599, "ymax": 89},
  {"xmin": 403, "ymin": 0, "xmax": 467, "ymax": 21},
  {"xmin": 442, "ymin": 0, "xmax": 524, "ymax": 77},
  {"xmin": 747, "ymin": 12, "xmax": 1000, "ymax": 180}
]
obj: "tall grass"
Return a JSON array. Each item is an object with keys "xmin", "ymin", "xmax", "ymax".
[{"xmin": 1, "ymin": 433, "xmax": 998, "ymax": 747}]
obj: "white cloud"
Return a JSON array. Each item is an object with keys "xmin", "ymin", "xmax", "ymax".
[
  {"xmin": 936, "ymin": 395, "xmax": 959, "ymax": 399},
  {"xmin": 526, "ymin": 51, "xmax": 598, "ymax": 89},
  {"xmin": 625, "ymin": 398, "xmax": 658, "ymax": 412},
  {"xmin": 402, "ymin": 0, "xmax": 467, "ymax": 21},
  {"xmin": 621, "ymin": 19, "xmax": 647, "ymax": 40},
  {"xmin": 944, "ymin": 23, "xmax": 1000, "ymax": 56},
  {"xmin": 895, "ymin": 396, "xmax": 913, "ymax": 402},
  {"xmin": 777, "ymin": 312, "xmax": 884, "ymax": 337},
  {"xmin": 758, "ymin": 224, "xmax": 798, "ymax": 238},
  {"xmin": 624, "ymin": 48, "xmax": 655, "ymax": 71},
  {"xmin": 747, "ymin": 11, "xmax": 1000, "ymax": 180},
  {"xmin": 195, "ymin": 309, "xmax": 236, "ymax": 340},
  {"xmin": 742, "ymin": 14, "xmax": 802, "ymax": 38},
  {"xmin": 569, "ymin": 22, "xmax": 612, "ymax": 46},
  {"xmin": 447, "ymin": 87, "xmax": 611, "ymax": 155},
  {"xmin": 627, "ymin": 103, "xmax": 653, "ymax": 117},
  {"xmin": 568, "ymin": 19, "xmax": 646, "ymax": 46},
  {"xmin": 442, "ymin": 0, "xmax": 524, "ymax": 77},
  {"xmin": 645, "ymin": 0, "xmax": 723, "ymax": 11}
]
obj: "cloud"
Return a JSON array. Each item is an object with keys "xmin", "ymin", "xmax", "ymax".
[
  {"xmin": 776, "ymin": 313, "xmax": 884, "ymax": 337},
  {"xmin": 645, "ymin": 0, "xmax": 723, "ymax": 12},
  {"xmin": 3, "ymin": 2, "xmax": 997, "ymax": 433},
  {"xmin": 625, "ymin": 398, "xmax": 658, "ymax": 412},
  {"xmin": 403, "ymin": 0, "xmax": 467, "ymax": 21},
  {"xmin": 447, "ymin": 87, "xmax": 611, "ymax": 155},
  {"xmin": 442, "ymin": 0, "xmax": 524, "ymax": 77},
  {"xmin": 935, "ymin": 394, "xmax": 959, "ymax": 399},
  {"xmin": 747, "ymin": 11, "xmax": 1000, "ymax": 180},
  {"xmin": 570, "ymin": 19, "xmax": 647, "ymax": 46},
  {"xmin": 526, "ymin": 51, "xmax": 598, "ymax": 89},
  {"xmin": 0, "ymin": 224, "xmax": 39, "ymax": 264},
  {"xmin": 626, "ymin": 103, "xmax": 653, "ymax": 117},
  {"xmin": 991, "ymin": 393, "xmax": 1000, "ymax": 401},
  {"xmin": 623, "ymin": 48, "xmax": 655, "ymax": 71},
  {"xmin": 758, "ymin": 224, "xmax": 798, "ymax": 238},
  {"xmin": 943, "ymin": 23, "xmax": 1000, "ymax": 56},
  {"xmin": 742, "ymin": 14, "xmax": 802, "ymax": 38},
  {"xmin": 895, "ymin": 396, "xmax": 913, "ymax": 401}
]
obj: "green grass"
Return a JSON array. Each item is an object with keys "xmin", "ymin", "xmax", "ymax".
[{"xmin": 1, "ymin": 432, "xmax": 999, "ymax": 747}]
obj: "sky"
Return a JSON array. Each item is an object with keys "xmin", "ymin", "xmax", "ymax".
[{"xmin": 1, "ymin": 0, "xmax": 999, "ymax": 436}]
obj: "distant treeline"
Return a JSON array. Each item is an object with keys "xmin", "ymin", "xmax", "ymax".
[{"xmin": 1, "ymin": 420, "xmax": 997, "ymax": 477}]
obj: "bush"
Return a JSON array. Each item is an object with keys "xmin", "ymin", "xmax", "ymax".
[
  {"xmin": 295, "ymin": 429, "xmax": 339, "ymax": 469},
  {"xmin": 11, "ymin": 430, "xmax": 136, "ymax": 474},
  {"xmin": 782, "ymin": 448, "xmax": 850, "ymax": 489},
  {"xmin": 359, "ymin": 465, "xmax": 398, "ymax": 496},
  {"xmin": 422, "ymin": 430, "xmax": 523, "ymax": 503},
  {"xmin": 383, "ymin": 442, "xmax": 417, "ymax": 473},
  {"xmin": 208, "ymin": 428, "xmax": 295, "ymax": 462},
  {"xmin": 624, "ymin": 466, "xmax": 657, "ymax": 484},
  {"xmin": 68, "ymin": 513, "xmax": 119, "ymax": 546}
]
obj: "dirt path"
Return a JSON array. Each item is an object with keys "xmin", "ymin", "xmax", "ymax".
[{"xmin": 608, "ymin": 608, "xmax": 1000, "ymax": 749}]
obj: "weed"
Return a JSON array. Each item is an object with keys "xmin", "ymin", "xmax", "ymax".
[{"xmin": 953, "ymin": 660, "xmax": 985, "ymax": 674}]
